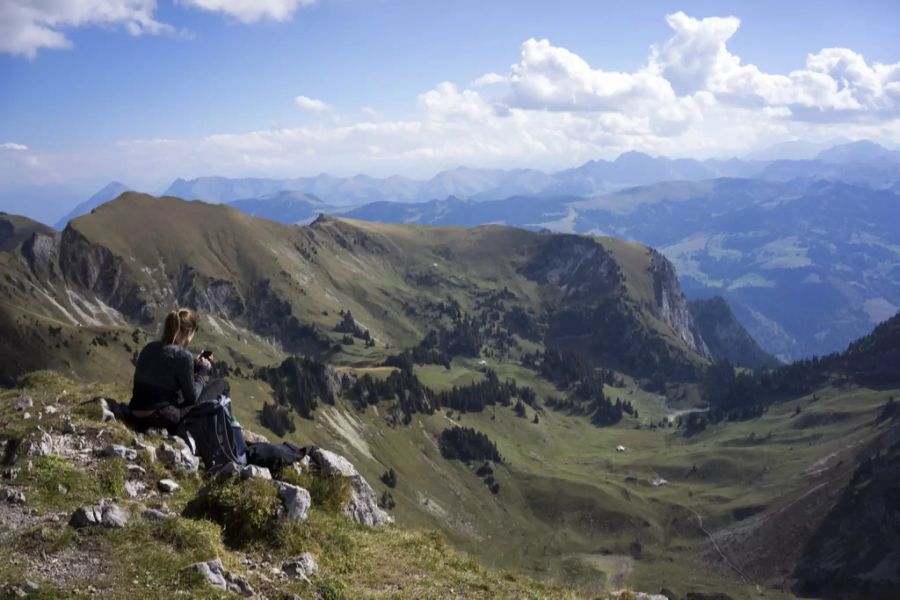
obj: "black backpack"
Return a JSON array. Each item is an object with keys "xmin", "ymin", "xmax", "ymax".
[{"xmin": 180, "ymin": 396, "xmax": 248, "ymax": 472}]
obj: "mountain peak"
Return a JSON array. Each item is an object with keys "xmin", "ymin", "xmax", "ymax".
[
  {"xmin": 53, "ymin": 181, "xmax": 133, "ymax": 229},
  {"xmin": 816, "ymin": 140, "xmax": 898, "ymax": 164}
]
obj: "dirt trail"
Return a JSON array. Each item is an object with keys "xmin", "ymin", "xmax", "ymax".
[{"xmin": 687, "ymin": 504, "xmax": 754, "ymax": 585}]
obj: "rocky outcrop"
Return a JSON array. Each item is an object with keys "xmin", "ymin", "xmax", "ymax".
[
  {"xmin": 157, "ymin": 440, "xmax": 200, "ymax": 473},
  {"xmin": 57, "ymin": 225, "xmax": 149, "ymax": 322},
  {"xmin": 521, "ymin": 234, "xmax": 621, "ymax": 300},
  {"xmin": 187, "ymin": 558, "xmax": 254, "ymax": 597},
  {"xmin": 649, "ymin": 248, "xmax": 709, "ymax": 358},
  {"xmin": 282, "ymin": 552, "xmax": 318, "ymax": 581},
  {"xmin": 311, "ymin": 448, "xmax": 393, "ymax": 527},
  {"xmin": 69, "ymin": 501, "xmax": 130, "ymax": 529},
  {"xmin": 275, "ymin": 481, "xmax": 312, "ymax": 522},
  {"xmin": 21, "ymin": 232, "xmax": 60, "ymax": 279}
]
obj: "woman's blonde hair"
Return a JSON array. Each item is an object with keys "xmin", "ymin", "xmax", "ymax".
[{"xmin": 161, "ymin": 308, "xmax": 200, "ymax": 346}]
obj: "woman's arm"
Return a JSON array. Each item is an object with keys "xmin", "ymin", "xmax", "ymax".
[{"xmin": 174, "ymin": 349, "xmax": 208, "ymax": 406}]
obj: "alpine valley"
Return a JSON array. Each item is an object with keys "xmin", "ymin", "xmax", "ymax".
[{"xmin": 1, "ymin": 190, "xmax": 898, "ymax": 599}]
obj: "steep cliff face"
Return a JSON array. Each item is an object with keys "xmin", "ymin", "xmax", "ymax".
[
  {"xmin": 648, "ymin": 248, "xmax": 710, "ymax": 359},
  {"xmin": 57, "ymin": 225, "xmax": 149, "ymax": 322},
  {"xmin": 0, "ymin": 213, "xmax": 55, "ymax": 253},
  {"xmin": 688, "ymin": 297, "xmax": 780, "ymax": 369},
  {"xmin": 522, "ymin": 236, "xmax": 708, "ymax": 380},
  {"xmin": 792, "ymin": 422, "xmax": 900, "ymax": 600}
]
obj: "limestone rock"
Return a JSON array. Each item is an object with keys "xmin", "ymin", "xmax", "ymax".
[
  {"xmin": 157, "ymin": 479, "xmax": 180, "ymax": 494},
  {"xmin": 14, "ymin": 395, "xmax": 33, "ymax": 410},
  {"xmin": 101, "ymin": 505, "xmax": 130, "ymax": 528},
  {"xmin": 126, "ymin": 463, "xmax": 147, "ymax": 478},
  {"xmin": 38, "ymin": 431, "xmax": 54, "ymax": 457},
  {"xmin": 123, "ymin": 480, "xmax": 146, "ymax": 498},
  {"xmin": 141, "ymin": 508, "xmax": 168, "ymax": 522},
  {"xmin": 0, "ymin": 487, "xmax": 26, "ymax": 504},
  {"xmin": 275, "ymin": 482, "xmax": 311, "ymax": 523},
  {"xmin": 103, "ymin": 444, "xmax": 138, "ymax": 461},
  {"xmin": 610, "ymin": 592, "xmax": 669, "ymax": 600},
  {"xmin": 241, "ymin": 428, "xmax": 270, "ymax": 444},
  {"xmin": 282, "ymin": 553, "xmax": 318, "ymax": 581},
  {"xmin": 240, "ymin": 465, "xmax": 271, "ymax": 480},
  {"xmin": 311, "ymin": 448, "xmax": 393, "ymax": 527},
  {"xmin": 157, "ymin": 442, "xmax": 199, "ymax": 473},
  {"xmin": 187, "ymin": 558, "xmax": 254, "ymax": 597},
  {"xmin": 213, "ymin": 462, "xmax": 272, "ymax": 481},
  {"xmin": 70, "ymin": 502, "xmax": 129, "ymax": 529}
]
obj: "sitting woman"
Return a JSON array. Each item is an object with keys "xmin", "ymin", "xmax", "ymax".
[{"xmin": 129, "ymin": 308, "xmax": 229, "ymax": 434}]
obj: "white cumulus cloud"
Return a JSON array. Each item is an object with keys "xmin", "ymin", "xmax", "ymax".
[
  {"xmin": 294, "ymin": 95, "xmax": 332, "ymax": 111},
  {"xmin": 0, "ymin": 0, "xmax": 172, "ymax": 58},
  {"xmin": 6, "ymin": 11, "xmax": 898, "ymax": 186},
  {"xmin": 179, "ymin": 0, "xmax": 315, "ymax": 23}
]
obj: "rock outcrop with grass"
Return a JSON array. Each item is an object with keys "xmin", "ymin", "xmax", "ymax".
[{"xmin": 0, "ymin": 372, "xmax": 579, "ymax": 598}]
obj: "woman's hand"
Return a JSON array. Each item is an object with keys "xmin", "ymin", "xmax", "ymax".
[{"xmin": 195, "ymin": 355, "xmax": 213, "ymax": 375}]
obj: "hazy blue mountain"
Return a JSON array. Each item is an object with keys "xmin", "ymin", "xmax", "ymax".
[
  {"xmin": 161, "ymin": 141, "xmax": 899, "ymax": 207},
  {"xmin": 816, "ymin": 140, "xmax": 900, "ymax": 164},
  {"xmin": 165, "ymin": 176, "xmax": 289, "ymax": 203},
  {"xmin": 227, "ymin": 190, "xmax": 332, "ymax": 224},
  {"xmin": 745, "ymin": 140, "xmax": 839, "ymax": 161},
  {"xmin": 54, "ymin": 181, "xmax": 131, "ymax": 229}
]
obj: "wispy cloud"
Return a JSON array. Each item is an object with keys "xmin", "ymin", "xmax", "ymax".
[
  {"xmin": 0, "ymin": 0, "xmax": 174, "ymax": 58},
  {"xmin": 294, "ymin": 95, "xmax": 332, "ymax": 112},
  {"xmin": 179, "ymin": 0, "xmax": 316, "ymax": 24},
  {"xmin": 0, "ymin": 142, "xmax": 28, "ymax": 151}
]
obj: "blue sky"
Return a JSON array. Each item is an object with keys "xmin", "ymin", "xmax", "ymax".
[{"xmin": 0, "ymin": 0, "xmax": 898, "ymax": 192}]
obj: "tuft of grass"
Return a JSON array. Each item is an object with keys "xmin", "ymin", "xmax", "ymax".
[
  {"xmin": 277, "ymin": 467, "xmax": 350, "ymax": 513},
  {"xmin": 97, "ymin": 456, "xmax": 127, "ymax": 497},
  {"xmin": 153, "ymin": 516, "xmax": 225, "ymax": 558},
  {"xmin": 187, "ymin": 475, "xmax": 280, "ymax": 548}
]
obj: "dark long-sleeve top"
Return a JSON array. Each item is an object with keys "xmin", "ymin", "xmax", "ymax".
[{"xmin": 130, "ymin": 341, "xmax": 209, "ymax": 412}]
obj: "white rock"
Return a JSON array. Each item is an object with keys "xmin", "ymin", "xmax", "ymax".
[
  {"xmin": 282, "ymin": 553, "xmax": 318, "ymax": 581},
  {"xmin": 311, "ymin": 448, "xmax": 393, "ymax": 527},
  {"xmin": 240, "ymin": 465, "xmax": 271, "ymax": 480},
  {"xmin": 187, "ymin": 559, "xmax": 254, "ymax": 597},
  {"xmin": 0, "ymin": 487, "xmax": 26, "ymax": 504},
  {"xmin": 157, "ymin": 479, "xmax": 180, "ymax": 494},
  {"xmin": 124, "ymin": 481, "xmax": 146, "ymax": 498},
  {"xmin": 104, "ymin": 445, "xmax": 138, "ymax": 461},
  {"xmin": 14, "ymin": 395, "xmax": 33, "ymax": 410},
  {"xmin": 157, "ymin": 443, "xmax": 199, "ymax": 473},
  {"xmin": 70, "ymin": 502, "xmax": 129, "ymax": 529},
  {"xmin": 275, "ymin": 482, "xmax": 312, "ymax": 523},
  {"xmin": 44, "ymin": 405, "xmax": 58, "ymax": 415},
  {"xmin": 126, "ymin": 464, "xmax": 147, "ymax": 478}
]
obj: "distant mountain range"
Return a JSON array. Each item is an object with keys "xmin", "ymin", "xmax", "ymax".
[
  {"xmin": 11, "ymin": 140, "xmax": 900, "ymax": 362},
  {"xmin": 160, "ymin": 140, "xmax": 900, "ymax": 207}
]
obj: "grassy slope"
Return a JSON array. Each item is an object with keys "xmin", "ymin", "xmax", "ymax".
[
  {"xmin": 228, "ymin": 352, "xmax": 895, "ymax": 599},
  {"xmin": 0, "ymin": 374, "xmax": 576, "ymax": 599}
]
